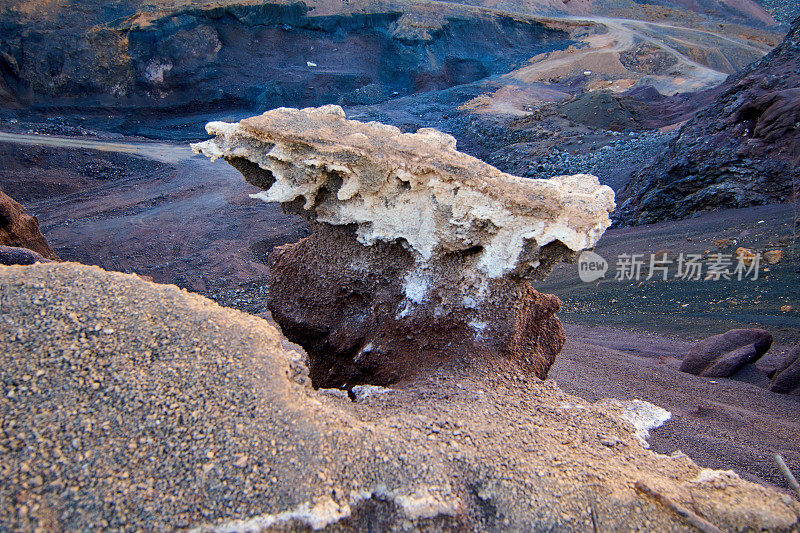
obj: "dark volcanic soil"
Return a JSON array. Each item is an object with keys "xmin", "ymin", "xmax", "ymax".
[
  {"xmin": 0, "ymin": 139, "xmax": 309, "ymax": 298},
  {"xmin": 552, "ymin": 323, "xmax": 800, "ymax": 495},
  {"xmin": 537, "ymin": 202, "xmax": 800, "ymax": 495},
  {"xmin": 539, "ymin": 203, "xmax": 800, "ymax": 344}
]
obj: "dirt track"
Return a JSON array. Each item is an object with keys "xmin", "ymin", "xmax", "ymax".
[
  {"xmin": 0, "ymin": 132, "xmax": 308, "ymax": 294},
  {"xmin": 0, "ymin": 132, "xmax": 193, "ymax": 164},
  {"xmin": 507, "ymin": 15, "xmax": 769, "ymax": 96}
]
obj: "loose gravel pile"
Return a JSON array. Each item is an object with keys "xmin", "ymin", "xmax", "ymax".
[
  {"xmin": 760, "ymin": 1, "xmax": 800, "ymax": 25},
  {"xmin": 492, "ymin": 130, "xmax": 676, "ymax": 191}
]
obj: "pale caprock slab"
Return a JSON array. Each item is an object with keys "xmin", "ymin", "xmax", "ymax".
[{"xmin": 192, "ymin": 105, "xmax": 615, "ymax": 278}]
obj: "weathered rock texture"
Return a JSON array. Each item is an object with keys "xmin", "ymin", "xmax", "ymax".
[
  {"xmin": 267, "ymin": 223, "xmax": 566, "ymax": 387},
  {"xmin": 679, "ymin": 328, "xmax": 773, "ymax": 377},
  {"xmin": 615, "ymin": 15, "xmax": 800, "ymax": 226},
  {"xmin": 1, "ymin": 262, "xmax": 798, "ymax": 531},
  {"xmin": 0, "ymin": 189, "xmax": 58, "ymax": 260},
  {"xmin": 193, "ymin": 105, "xmax": 614, "ymax": 387}
]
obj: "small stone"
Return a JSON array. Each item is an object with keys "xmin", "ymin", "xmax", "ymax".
[
  {"xmin": 764, "ymin": 250, "xmax": 784, "ymax": 264},
  {"xmin": 735, "ymin": 247, "xmax": 757, "ymax": 266},
  {"xmin": 599, "ymin": 435, "xmax": 619, "ymax": 447}
]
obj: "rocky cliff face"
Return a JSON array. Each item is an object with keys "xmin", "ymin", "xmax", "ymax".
[
  {"xmin": 0, "ymin": 189, "xmax": 58, "ymax": 260},
  {"xmin": 615, "ymin": 15, "xmax": 800, "ymax": 226},
  {"xmin": 0, "ymin": 1, "xmax": 571, "ymax": 125},
  {"xmin": 194, "ymin": 105, "xmax": 615, "ymax": 387}
]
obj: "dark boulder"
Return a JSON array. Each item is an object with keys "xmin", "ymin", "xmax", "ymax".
[
  {"xmin": 768, "ymin": 347, "xmax": 800, "ymax": 394},
  {"xmin": 680, "ymin": 329, "xmax": 773, "ymax": 377}
]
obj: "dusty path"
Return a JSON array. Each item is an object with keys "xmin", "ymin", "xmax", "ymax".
[
  {"xmin": 508, "ymin": 14, "xmax": 772, "ymax": 96},
  {"xmin": 0, "ymin": 132, "xmax": 308, "ymax": 294},
  {"xmin": 0, "ymin": 131, "xmax": 194, "ymax": 164}
]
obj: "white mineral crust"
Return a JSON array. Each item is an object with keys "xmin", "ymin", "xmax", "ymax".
[{"xmin": 192, "ymin": 105, "xmax": 615, "ymax": 278}]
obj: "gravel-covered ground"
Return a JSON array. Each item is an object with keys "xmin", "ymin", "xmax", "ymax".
[
  {"xmin": 552, "ymin": 324, "xmax": 800, "ymax": 495},
  {"xmin": 760, "ymin": 0, "xmax": 800, "ymax": 25},
  {"xmin": 539, "ymin": 203, "xmax": 800, "ymax": 343},
  {"xmin": 2, "ymin": 262, "xmax": 798, "ymax": 531},
  {"xmin": 493, "ymin": 129, "xmax": 677, "ymax": 192}
]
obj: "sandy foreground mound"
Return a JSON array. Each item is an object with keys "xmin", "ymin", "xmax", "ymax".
[{"xmin": 1, "ymin": 262, "xmax": 798, "ymax": 531}]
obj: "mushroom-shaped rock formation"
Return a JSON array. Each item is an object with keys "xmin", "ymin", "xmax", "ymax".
[{"xmin": 193, "ymin": 105, "xmax": 615, "ymax": 388}]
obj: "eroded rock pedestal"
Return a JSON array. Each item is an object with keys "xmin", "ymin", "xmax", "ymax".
[
  {"xmin": 268, "ymin": 223, "xmax": 565, "ymax": 387},
  {"xmin": 194, "ymin": 105, "xmax": 615, "ymax": 387}
]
